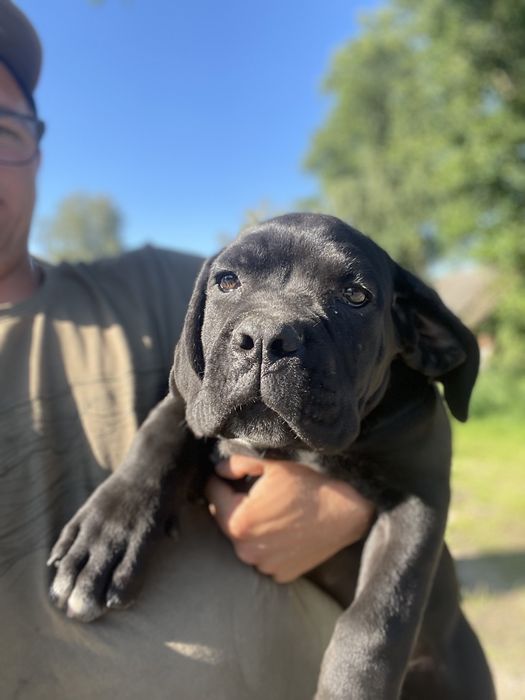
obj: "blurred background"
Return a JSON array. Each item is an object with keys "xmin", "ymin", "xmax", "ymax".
[{"xmin": 22, "ymin": 0, "xmax": 524, "ymax": 697}]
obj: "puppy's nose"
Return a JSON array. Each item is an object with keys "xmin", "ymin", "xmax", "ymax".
[
  {"xmin": 266, "ymin": 325, "xmax": 303, "ymax": 358},
  {"xmin": 233, "ymin": 323, "xmax": 304, "ymax": 361}
]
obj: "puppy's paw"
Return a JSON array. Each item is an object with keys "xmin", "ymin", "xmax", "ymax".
[{"xmin": 48, "ymin": 474, "xmax": 161, "ymax": 621}]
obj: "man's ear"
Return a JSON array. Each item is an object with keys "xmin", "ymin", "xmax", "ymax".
[
  {"xmin": 169, "ymin": 253, "xmax": 220, "ymax": 401},
  {"xmin": 393, "ymin": 264, "xmax": 480, "ymax": 422}
]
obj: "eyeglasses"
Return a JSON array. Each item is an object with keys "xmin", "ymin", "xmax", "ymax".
[{"xmin": 0, "ymin": 108, "xmax": 45, "ymax": 166}]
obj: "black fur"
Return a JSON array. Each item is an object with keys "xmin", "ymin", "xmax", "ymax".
[{"xmin": 49, "ymin": 214, "xmax": 495, "ymax": 700}]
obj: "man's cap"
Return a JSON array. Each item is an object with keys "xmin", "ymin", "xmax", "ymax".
[{"xmin": 0, "ymin": 0, "xmax": 42, "ymax": 97}]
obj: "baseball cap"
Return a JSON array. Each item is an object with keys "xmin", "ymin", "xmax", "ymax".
[{"xmin": 0, "ymin": 0, "xmax": 42, "ymax": 109}]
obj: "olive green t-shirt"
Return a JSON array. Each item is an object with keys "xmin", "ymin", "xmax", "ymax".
[{"xmin": 0, "ymin": 247, "xmax": 340, "ymax": 700}]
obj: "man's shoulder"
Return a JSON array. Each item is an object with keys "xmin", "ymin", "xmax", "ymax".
[
  {"xmin": 47, "ymin": 246, "xmax": 205, "ymax": 301},
  {"xmin": 86, "ymin": 245, "xmax": 205, "ymax": 278}
]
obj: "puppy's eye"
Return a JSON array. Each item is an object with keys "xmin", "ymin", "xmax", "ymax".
[
  {"xmin": 343, "ymin": 285, "xmax": 369, "ymax": 307},
  {"xmin": 217, "ymin": 272, "xmax": 241, "ymax": 292}
]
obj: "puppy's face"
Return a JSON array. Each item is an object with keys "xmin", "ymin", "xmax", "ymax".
[
  {"xmin": 181, "ymin": 215, "xmax": 397, "ymax": 452},
  {"xmin": 174, "ymin": 214, "xmax": 478, "ymax": 454}
]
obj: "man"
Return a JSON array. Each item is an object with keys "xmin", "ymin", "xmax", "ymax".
[{"xmin": 0, "ymin": 2, "xmax": 373, "ymax": 698}]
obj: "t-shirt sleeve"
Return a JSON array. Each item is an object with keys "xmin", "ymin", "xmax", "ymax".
[
  {"xmin": 129, "ymin": 246, "xmax": 205, "ymax": 371},
  {"xmin": 84, "ymin": 245, "xmax": 205, "ymax": 376}
]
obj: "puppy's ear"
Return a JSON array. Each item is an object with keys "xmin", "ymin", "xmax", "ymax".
[
  {"xmin": 393, "ymin": 264, "xmax": 479, "ymax": 421},
  {"xmin": 169, "ymin": 254, "xmax": 219, "ymax": 401}
]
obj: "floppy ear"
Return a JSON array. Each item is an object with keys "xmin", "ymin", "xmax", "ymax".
[
  {"xmin": 393, "ymin": 264, "xmax": 479, "ymax": 422},
  {"xmin": 169, "ymin": 253, "xmax": 219, "ymax": 402}
]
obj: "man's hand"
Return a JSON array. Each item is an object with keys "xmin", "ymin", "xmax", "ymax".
[{"xmin": 205, "ymin": 455, "xmax": 375, "ymax": 583}]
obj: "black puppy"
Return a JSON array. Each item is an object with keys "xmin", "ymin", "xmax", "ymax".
[{"xmin": 49, "ymin": 214, "xmax": 495, "ymax": 700}]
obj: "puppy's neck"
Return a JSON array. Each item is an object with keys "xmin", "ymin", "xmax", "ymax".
[{"xmin": 216, "ymin": 438, "xmax": 295, "ymax": 461}]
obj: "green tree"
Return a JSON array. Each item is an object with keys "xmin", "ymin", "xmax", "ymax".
[
  {"xmin": 216, "ymin": 200, "xmax": 283, "ymax": 247},
  {"xmin": 305, "ymin": 0, "xmax": 525, "ymax": 370},
  {"xmin": 39, "ymin": 194, "xmax": 124, "ymax": 263}
]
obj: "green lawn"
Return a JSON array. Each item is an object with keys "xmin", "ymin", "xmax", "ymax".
[{"xmin": 447, "ymin": 415, "xmax": 525, "ymax": 700}]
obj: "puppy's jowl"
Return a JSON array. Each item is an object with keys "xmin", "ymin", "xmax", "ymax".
[{"xmin": 49, "ymin": 214, "xmax": 495, "ymax": 700}]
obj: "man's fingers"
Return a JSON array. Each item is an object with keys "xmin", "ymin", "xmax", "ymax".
[
  {"xmin": 214, "ymin": 454, "xmax": 266, "ymax": 480},
  {"xmin": 205, "ymin": 475, "xmax": 248, "ymax": 538}
]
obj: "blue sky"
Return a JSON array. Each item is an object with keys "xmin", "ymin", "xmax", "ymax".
[{"xmin": 19, "ymin": 0, "xmax": 381, "ymax": 258}]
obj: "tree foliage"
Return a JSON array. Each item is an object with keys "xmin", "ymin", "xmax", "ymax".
[
  {"xmin": 306, "ymin": 0, "xmax": 524, "ymax": 264},
  {"xmin": 305, "ymin": 0, "xmax": 525, "ymax": 370},
  {"xmin": 39, "ymin": 194, "xmax": 124, "ymax": 263}
]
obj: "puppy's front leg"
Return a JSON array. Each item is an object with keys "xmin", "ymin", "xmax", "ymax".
[
  {"xmin": 48, "ymin": 391, "xmax": 194, "ymax": 621},
  {"xmin": 315, "ymin": 493, "xmax": 448, "ymax": 700}
]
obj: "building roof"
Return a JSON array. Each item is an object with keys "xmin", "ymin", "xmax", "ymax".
[{"xmin": 432, "ymin": 267, "xmax": 499, "ymax": 329}]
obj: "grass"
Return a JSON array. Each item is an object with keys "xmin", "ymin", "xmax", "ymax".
[{"xmin": 447, "ymin": 414, "xmax": 525, "ymax": 700}]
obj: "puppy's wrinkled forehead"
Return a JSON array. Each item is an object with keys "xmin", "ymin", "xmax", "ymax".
[{"xmin": 213, "ymin": 213, "xmax": 393, "ymax": 296}]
